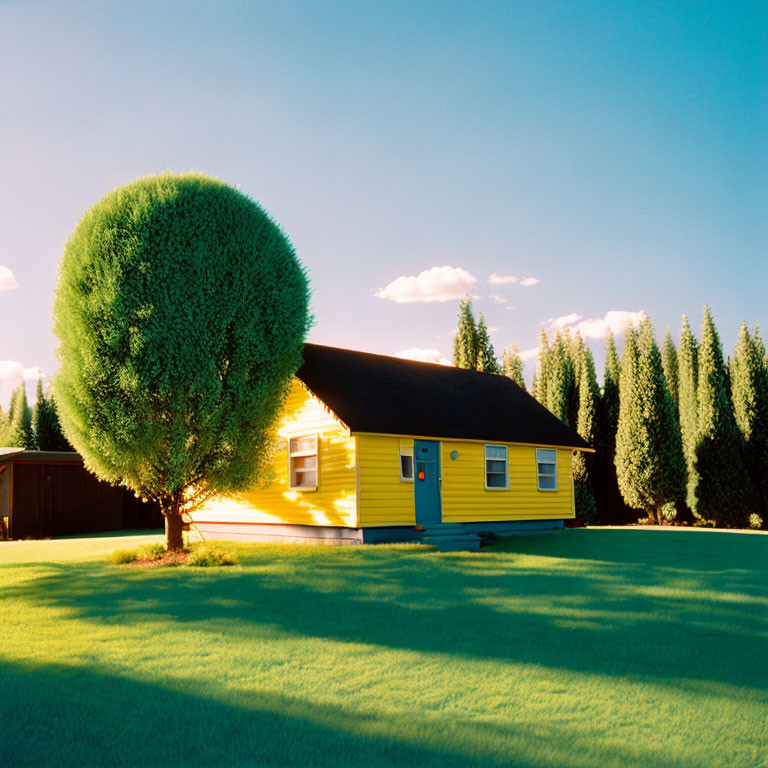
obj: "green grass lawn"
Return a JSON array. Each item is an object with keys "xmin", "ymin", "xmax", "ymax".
[{"xmin": 0, "ymin": 529, "xmax": 765, "ymax": 767}]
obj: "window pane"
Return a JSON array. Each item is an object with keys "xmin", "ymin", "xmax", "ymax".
[
  {"xmin": 486, "ymin": 472, "xmax": 507, "ymax": 488},
  {"xmin": 537, "ymin": 462, "xmax": 555, "ymax": 475},
  {"xmin": 293, "ymin": 455, "xmax": 316, "ymax": 470},
  {"xmin": 293, "ymin": 470, "xmax": 317, "ymax": 488},
  {"xmin": 536, "ymin": 449, "xmax": 556, "ymax": 463},
  {"xmin": 400, "ymin": 455, "xmax": 413, "ymax": 479},
  {"xmin": 538, "ymin": 474, "xmax": 557, "ymax": 490},
  {"xmin": 486, "ymin": 459, "xmax": 507, "ymax": 473},
  {"xmin": 290, "ymin": 436, "xmax": 316, "ymax": 454},
  {"xmin": 486, "ymin": 445, "xmax": 506, "ymax": 459}
]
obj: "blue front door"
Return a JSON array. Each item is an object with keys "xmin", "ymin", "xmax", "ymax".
[{"xmin": 414, "ymin": 440, "xmax": 441, "ymax": 525}]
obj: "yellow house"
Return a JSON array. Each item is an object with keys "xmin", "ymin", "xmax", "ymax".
[{"xmin": 190, "ymin": 344, "xmax": 591, "ymax": 548}]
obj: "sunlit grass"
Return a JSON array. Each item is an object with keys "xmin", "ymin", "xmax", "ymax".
[{"xmin": 0, "ymin": 529, "xmax": 765, "ymax": 767}]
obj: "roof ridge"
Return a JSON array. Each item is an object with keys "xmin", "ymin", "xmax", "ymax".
[{"xmin": 303, "ymin": 343, "xmax": 511, "ymax": 379}]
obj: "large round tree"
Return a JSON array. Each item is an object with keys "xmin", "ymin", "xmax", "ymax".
[{"xmin": 53, "ymin": 172, "xmax": 310, "ymax": 550}]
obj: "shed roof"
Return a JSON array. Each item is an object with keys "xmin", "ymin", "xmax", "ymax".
[
  {"xmin": 0, "ymin": 449, "xmax": 82, "ymax": 465},
  {"xmin": 296, "ymin": 344, "xmax": 590, "ymax": 450}
]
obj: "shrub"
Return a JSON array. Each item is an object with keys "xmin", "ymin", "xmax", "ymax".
[
  {"xmin": 187, "ymin": 547, "xmax": 238, "ymax": 568},
  {"xmin": 109, "ymin": 549, "xmax": 139, "ymax": 565},
  {"xmin": 661, "ymin": 502, "xmax": 678, "ymax": 522},
  {"xmin": 748, "ymin": 513, "xmax": 763, "ymax": 530},
  {"xmin": 139, "ymin": 543, "xmax": 166, "ymax": 561}
]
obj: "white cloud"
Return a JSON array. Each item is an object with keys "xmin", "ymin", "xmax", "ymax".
[
  {"xmin": 0, "ymin": 361, "xmax": 45, "ymax": 408},
  {"xmin": 488, "ymin": 273, "xmax": 516, "ymax": 285},
  {"xmin": 519, "ymin": 276, "xmax": 540, "ymax": 287},
  {"xmin": 518, "ymin": 347, "xmax": 540, "ymax": 361},
  {"xmin": 488, "ymin": 295, "xmax": 507, "ymax": 304},
  {"xmin": 547, "ymin": 312, "xmax": 583, "ymax": 332},
  {"xmin": 376, "ymin": 266, "xmax": 476, "ymax": 303},
  {"xmin": 0, "ymin": 267, "xmax": 19, "ymax": 291},
  {"xmin": 545, "ymin": 310, "xmax": 645, "ymax": 340},
  {"xmin": 395, "ymin": 348, "xmax": 452, "ymax": 366},
  {"xmin": 504, "ymin": 305, "xmax": 516, "ymax": 311}
]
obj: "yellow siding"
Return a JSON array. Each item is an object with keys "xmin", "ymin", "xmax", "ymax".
[
  {"xmin": 440, "ymin": 442, "xmax": 574, "ymax": 522},
  {"xmin": 357, "ymin": 435, "xmax": 415, "ymax": 526},
  {"xmin": 356, "ymin": 435, "xmax": 574, "ymax": 526},
  {"xmin": 192, "ymin": 379, "xmax": 576, "ymax": 530},
  {"xmin": 190, "ymin": 380, "xmax": 357, "ymax": 527}
]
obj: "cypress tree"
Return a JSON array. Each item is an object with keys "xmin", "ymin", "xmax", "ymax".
[
  {"xmin": 602, "ymin": 332, "xmax": 621, "ymax": 438},
  {"xmin": 5, "ymin": 382, "xmax": 34, "ymax": 448},
  {"xmin": 475, "ymin": 313, "xmax": 499, "ymax": 373},
  {"xmin": 546, "ymin": 331, "xmax": 575, "ymax": 425},
  {"xmin": 31, "ymin": 378, "xmax": 44, "ymax": 449},
  {"xmin": 571, "ymin": 335, "xmax": 599, "ymax": 521},
  {"xmin": 48, "ymin": 393, "xmax": 69, "ymax": 450},
  {"xmin": 678, "ymin": 315, "xmax": 699, "ymax": 512},
  {"xmin": 615, "ymin": 325, "xmax": 640, "ymax": 505},
  {"xmin": 662, "ymin": 326, "xmax": 679, "ymax": 412},
  {"xmin": 694, "ymin": 306, "xmax": 749, "ymax": 527},
  {"xmin": 453, "ymin": 297, "xmax": 478, "ymax": 370},
  {"xmin": 32, "ymin": 379, "xmax": 69, "ymax": 451},
  {"xmin": 452, "ymin": 300, "xmax": 498, "ymax": 374},
  {"xmin": 568, "ymin": 332, "xmax": 584, "ymax": 382},
  {"xmin": 615, "ymin": 318, "xmax": 685, "ymax": 522},
  {"xmin": 753, "ymin": 320, "xmax": 766, "ymax": 363},
  {"xmin": 593, "ymin": 331, "xmax": 625, "ymax": 522},
  {"xmin": 600, "ymin": 331, "xmax": 621, "ymax": 450},
  {"xmin": 730, "ymin": 320, "xmax": 768, "ymax": 519},
  {"xmin": 570, "ymin": 333, "xmax": 599, "ymax": 440},
  {"xmin": 531, "ymin": 329, "xmax": 550, "ymax": 406},
  {"xmin": 502, "ymin": 345, "xmax": 526, "ymax": 390},
  {"xmin": 749, "ymin": 320, "xmax": 768, "ymax": 522}
]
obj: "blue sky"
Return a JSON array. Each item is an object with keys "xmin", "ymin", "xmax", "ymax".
[{"xmin": 0, "ymin": 1, "xmax": 765, "ymax": 400}]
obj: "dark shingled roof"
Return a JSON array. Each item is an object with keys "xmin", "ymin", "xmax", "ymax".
[
  {"xmin": 297, "ymin": 344, "xmax": 590, "ymax": 450},
  {"xmin": 0, "ymin": 449, "xmax": 82, "ymax": 464}
]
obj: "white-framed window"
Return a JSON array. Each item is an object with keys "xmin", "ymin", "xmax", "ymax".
[
  {"xmin": 536, "ymin": 449, "xmax": 558, "ymax": 491},
  {"xmin": 485, "ymin": 444, "xmax": 509, "ymax": 489},
  {"xmin": 289, "ymin": 435, "xmax": 318, "ymax": 490},
  {"xmin": 399, "ymin": 443, "xmax": 414, "ymax": 481}
]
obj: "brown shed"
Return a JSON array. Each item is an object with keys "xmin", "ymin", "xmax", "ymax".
[{"xmin": 0, "ymin": 449, "xmax": 162, "ymax": 540}]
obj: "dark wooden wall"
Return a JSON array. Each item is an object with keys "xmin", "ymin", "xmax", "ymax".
[{"xmin": 9, "ymin": 462, "xmax": 162, "ymax": 539}]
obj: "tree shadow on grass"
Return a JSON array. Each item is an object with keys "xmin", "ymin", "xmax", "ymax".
[
  {"xmin": 505, "ymin": 526, "xmax": 766, "ymax": 565},
  {"xmin": 4, "ymin": 530, "xmax": 767, "ymax": 695},
  {"xmin": 0, "ymin": 658, "xmax": 698, "ymax": 768},
  {"xmin": 502, "ymin": 528, "xmax": 768, "ymax": 599}
]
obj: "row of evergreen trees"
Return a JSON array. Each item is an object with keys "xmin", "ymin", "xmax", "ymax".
[
  {"xmin": 1, "ymin": 379, "xmax": 69, "ymax": 451},
  {"xmin": 453, "ymin": 298, "xmax": 527, "ymax": 386},
  {"xmin": 453, "ymin": 299, "xmax": 766, "ymax": 529}
]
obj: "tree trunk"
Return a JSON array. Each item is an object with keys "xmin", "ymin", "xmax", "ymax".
[
  {"xmin": 655, "ymin": 506, "xmax": 664, "ymax": 525},
  {"xmin": 164, "ymin": 510, "xmax": 184, "ymax": 552}
]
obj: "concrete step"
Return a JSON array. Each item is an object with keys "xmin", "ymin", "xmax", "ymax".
[{"xmin": 418, "ymin": 523, "xmax": 483, "ymax": 552}]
